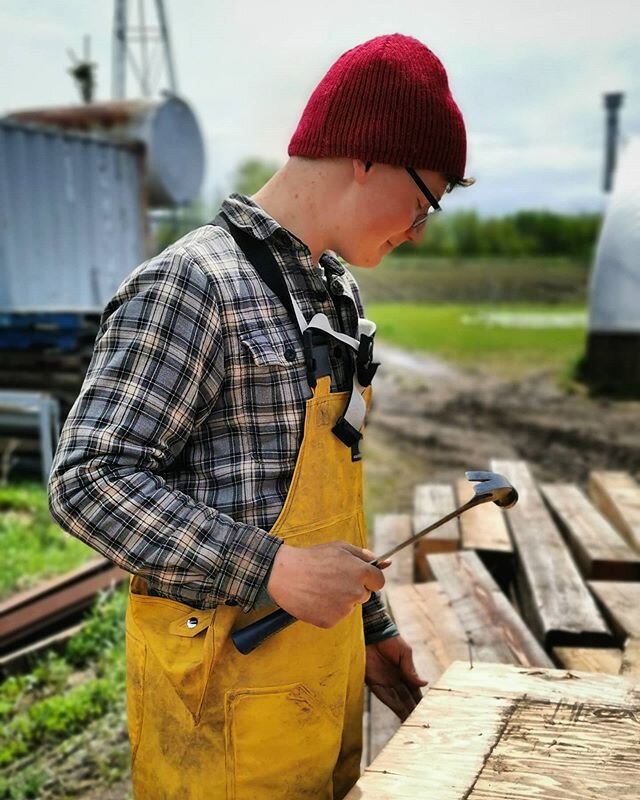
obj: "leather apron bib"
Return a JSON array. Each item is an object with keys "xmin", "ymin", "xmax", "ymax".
[{"xmin": 125, "ymin": 374, "xmax": 372, "ymax": 799}]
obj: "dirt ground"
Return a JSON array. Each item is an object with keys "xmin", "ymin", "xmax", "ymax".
[{"xmin": 363, "ymin": 343, "xmax": 640, "ymax": 518}]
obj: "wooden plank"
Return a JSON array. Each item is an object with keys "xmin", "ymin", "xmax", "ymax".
[
  {"xmin": 386, "ymin": 583, "xmax": 469, "ymax": 680},
  {"xmin": 413, "ymin": 484, "xmax": 459, "ymax": 581},
  {"xmin": 455, "ymin": 477, "xmax": 514, "ymax": 594},
  {"xmin": 372, "ymin": 514, "xmax": 414, "ymax": 586},
  {"xmin": 347, "ymin": 662, "xmax": 640, "ymax": 799},
  {"xmin": 541, "ymin": 483, "xmax": 640, "ymax": 580},
  {"xmin": 427, "ymin": 551, "xmax": 552, "ymax": 668},
  {"xmin": 588, "ymin": 471, "xmax": 640, "ymax": 551},
  {"xmin": 620, "ymin": 638, "xmax": 640, "ymax": 678},
  {"xmin": 455, "ymin": 478, "xmax": 512, "ymax": 553},
  {"xmin": 587, "ymin": 580, "xmax": 640, "ymax": 639},
  {"xmin": 552, "ymin": 646, "xmax": 623, "ymax": 674},
  {"xmin": 491, "ymin": 459, "xmax": 612, "ymax": 648},
  {"xmin": 368, "ymin": 514, "xmax": 413, "ymax": 763}
]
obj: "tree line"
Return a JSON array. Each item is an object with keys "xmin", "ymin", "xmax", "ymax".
[
  {"xmin": 399, "ymin": 210, "xmax": 602, "ymax": 260},
  {"xmin": 154, "ymin": 158, "xmax": 603, "ymax": 261}
]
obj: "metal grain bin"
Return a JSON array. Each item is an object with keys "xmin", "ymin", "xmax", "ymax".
[
  {"xmin": 583, "ymin": 135, "xmax": 640, "ymax": 395},
  {"xmin": 9, "ymin": 96, "xmax": 205, "ymax": 208},
  {"xmin": 0, "ymin": 118, "xmax": 146, "ymax": 311}
]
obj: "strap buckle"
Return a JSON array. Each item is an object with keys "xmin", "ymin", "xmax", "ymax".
[
  {"xmin": 332, "ymin": 416, "xmax": 363, "ymax": 461},
  {"xmin": 303, "ymin": 329, "xmax": 331, "ymax": 388},
  {"xmin": 356, "ymin": 334, "xmax": 379, "ymax": 386}
]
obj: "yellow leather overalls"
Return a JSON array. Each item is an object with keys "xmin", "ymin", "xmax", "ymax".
[{"xmin": 125, "ymin": 218, "xmax": 378, "ymax": 799}]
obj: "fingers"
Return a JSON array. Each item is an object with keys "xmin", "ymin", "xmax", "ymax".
[
  {"xmin": 399, "ymin": 647, "xmax": 429, "ymax": 688},
  {"xmin": 370, "ymin": 683, "xmax": 421, "ymax": 722},
  {"xmin": 338, "ymin": 542, "xmax": 386, "ymax": 592},
  {"xmin": 340, "ymin": 542, "xmax": 376, "ymax": 562}
]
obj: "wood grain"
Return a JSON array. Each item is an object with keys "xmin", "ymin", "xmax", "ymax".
[
  {"xmin": 491, "ymin": 460, "xmax": 612, "ymax": 647},
  {"xmin": 588, "ymin": 471, "xmax": 640, "ymax": 551},
  {"xmin": 541, "ymin": 483, "xmax": 640, "ymax": 580}
]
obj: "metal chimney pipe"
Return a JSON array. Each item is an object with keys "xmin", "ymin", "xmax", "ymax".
[{"xmin": 603, "ymin": 92, "xmax": 624, "ymax": 192}]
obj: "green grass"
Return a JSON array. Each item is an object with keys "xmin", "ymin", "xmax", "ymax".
[
  {"xmin": 368, "ymin": 302, "xmax": 587, "ymax": 379},
  {"xmin": 0, "ymin": 588, "xmax": 128, "ymax": 797},
  {"xmin": 0, "ymin": 484, "xmax": 94, "ymax": 600}
]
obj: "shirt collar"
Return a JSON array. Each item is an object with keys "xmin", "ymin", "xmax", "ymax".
[{"xmin": 220, "ymin": 194, "xmax": 346, "ymax": 276}]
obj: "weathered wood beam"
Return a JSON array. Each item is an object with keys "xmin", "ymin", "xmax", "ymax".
[
  {"xmin": 541, "ymin": 483, "xmax": 640, "ymax": 580},
  {"xmin": 491, "ymin": 459, "xmax": 612, "ymax": 648},
  {"xmin": 368, "ymin": 514, "xmax": 414, "ymax": 763},
  {"xmin": 588, "ymin": 471, "xmax": 640, "ymax": 551},
  {"xmin": 455, "ymin": 477, "xmax": 513, "ymax": 593},
  {"xmin": 427, "ymin": 550, "xmax": 552, "ymax": 667},
  {"xmin": 386, "ymin": 582, "xmax": 470, "ymax": 679},
  {"xmin": 348, "ymin": 662, "xmax": 640, "ymax": 799},
  {"xmin": 413, "ymin": 484, "xmax": 459, "ymax": 581},
  {"xmin": 552, "ymin": 646, "xmax": 623, "ymax": 674},
  {"xmin": 587, "ymin": 580, "xmax": 640, "ymax": 640}
]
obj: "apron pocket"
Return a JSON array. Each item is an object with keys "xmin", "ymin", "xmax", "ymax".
[
  {"xmin": 128, "ymin": 591, "xmax": 216, "ymax": 724},
  {"xmin": 225, "ymin": 682, "xmax": 342, "ymax": 800},
  {"xmin": 125, "ymin": 630, "xmax": 146, "ymax": 764}
]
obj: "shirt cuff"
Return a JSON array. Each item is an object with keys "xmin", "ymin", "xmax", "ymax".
[
  {"xmin": 362, "ymin": 591, "xmax": 399, "ymax": 645},
  {"xmin": 252, "ymin": 553, "xmax": 278, "ymax": 610}
]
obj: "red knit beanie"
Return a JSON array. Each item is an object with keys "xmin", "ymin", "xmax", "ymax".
[{"xmin": 288, "ymin": 34, "xmax": 467, "ymax": 179}]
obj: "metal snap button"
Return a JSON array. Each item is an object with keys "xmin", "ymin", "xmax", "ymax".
[{"xmin": 186, "ymin": 617, "xmax": 199, "ymax": 629}]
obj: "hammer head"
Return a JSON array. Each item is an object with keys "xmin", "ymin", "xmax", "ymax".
[{"xmin": 465, "ymin": 470, "xmax": 519, "ymax": 509}]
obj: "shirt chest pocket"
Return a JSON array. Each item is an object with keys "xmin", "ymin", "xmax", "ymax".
[
  {"xmin": 237, "ymin": 327, "xmax": 308, "ymax": 462},
  {"xmin": 240, "ymin": 329, "xmax": 294, "ymax": 368}
]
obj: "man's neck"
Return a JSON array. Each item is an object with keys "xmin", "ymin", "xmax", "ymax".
[{"xmin": 251, "ymin": 159, "xmax": 336, "ymax": 265}]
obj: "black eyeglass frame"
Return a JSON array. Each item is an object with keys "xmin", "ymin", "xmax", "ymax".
[{"xmin": 406, "ymin": 167, "xmax": 442, "ymax": 229}]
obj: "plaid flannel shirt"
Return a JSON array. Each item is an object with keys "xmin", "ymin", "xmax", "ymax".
[{"xmin": 48, "ymin": 194, "xmax": 397, "ymax": 645}]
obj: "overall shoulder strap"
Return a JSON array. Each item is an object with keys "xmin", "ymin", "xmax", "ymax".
[{"xmin": 212, "ymin": 212, "xmax": 298, "ymax": 331}]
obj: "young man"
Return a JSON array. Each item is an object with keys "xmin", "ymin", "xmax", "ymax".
[{"xmin": 49, "ymin": 33, "xmax": 470, "ymax": 800}]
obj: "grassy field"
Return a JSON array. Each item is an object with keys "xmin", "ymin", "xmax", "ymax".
[
  {"xmin": 368, "ymin": 302, "xmax": 587, "ymax": 379},
  {"xmin": 0, "ymin": 484, "xmax": 94, "ymax": 600},
  {"xmin": 0, "ymin": 587, "xmax": 129, "ymax": 799}
]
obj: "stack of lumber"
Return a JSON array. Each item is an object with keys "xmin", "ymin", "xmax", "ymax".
[
  {"xmin": 0, "ymin": 311, "xmax": 98, "ymax": 474},
  {"xmin": 0, "ymin": 312, "xmax": 98, "ymax": 409},
  {"xmin": 365, "ymin": 460, "xmax": 640, "ymax": 764},
  {"xmin": 350, "ymin": 661, "xmax": 640, "ymax": 798}
]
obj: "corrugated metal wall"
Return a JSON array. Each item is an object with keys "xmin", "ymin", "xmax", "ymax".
[{"xmin": 0, "ymin": 119, "xmax": 146, "ymax": 311}]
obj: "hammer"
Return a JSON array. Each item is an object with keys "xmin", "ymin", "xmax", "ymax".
[{"xmin": 232, "ymin": 470, "xmax": 518, "ymax": 654}]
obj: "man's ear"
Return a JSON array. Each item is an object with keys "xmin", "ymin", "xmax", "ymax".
[{"xmin": 352, "ymin": 159, "xmax": 372, "ymax": 185}]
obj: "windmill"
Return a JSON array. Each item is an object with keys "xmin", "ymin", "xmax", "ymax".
[
  {"xmin": 112, "ymin": 0, "xmax": 178, "ymax": 100},
  {"xmin": 67, "ymin": 35, "xmax": 97, "ymax": 104}
]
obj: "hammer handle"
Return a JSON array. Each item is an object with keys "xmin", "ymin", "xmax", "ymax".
[{"xmin": 231, "ymin": 608, "xmax": 296, "ymax": 654}]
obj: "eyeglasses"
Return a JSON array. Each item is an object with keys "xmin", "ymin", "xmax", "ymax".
[{"xmin": 406, "ymin": 167, "xmax": 442, "ymax": 229}]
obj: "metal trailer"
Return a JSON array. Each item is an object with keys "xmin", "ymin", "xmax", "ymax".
[
  {"xmin": 0, "ymin": 118, "xmax": 147, "ymax": 478},
  {"xmin": 9, "ymin": 95, "xmax": 205, "ymax": 209},
  {"xmin": 0, "ymin": 117, "xmax": 146, "ymax": 312}
]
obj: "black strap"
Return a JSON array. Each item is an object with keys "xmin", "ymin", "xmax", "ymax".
[
  {"xmin": 212, "ymin": 212, "xmax": 299, "ymax": 332},
  {"xmin": 211, "ymin": 212, "xmax": 332, "ymax": 388}
]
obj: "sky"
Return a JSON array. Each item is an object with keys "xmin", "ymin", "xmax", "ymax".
[{"xmin": 2, "ymin": 1, "xmax": 639, "ymax": 216}]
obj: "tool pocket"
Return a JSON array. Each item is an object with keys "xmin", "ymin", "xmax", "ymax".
[
  {"xmin": 225, "ymin": 682, "xmax": 341, "ymax": 800},
  {"xmin": 127, "ymin": 584, "xmax": 216, "ymax": 724}
]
